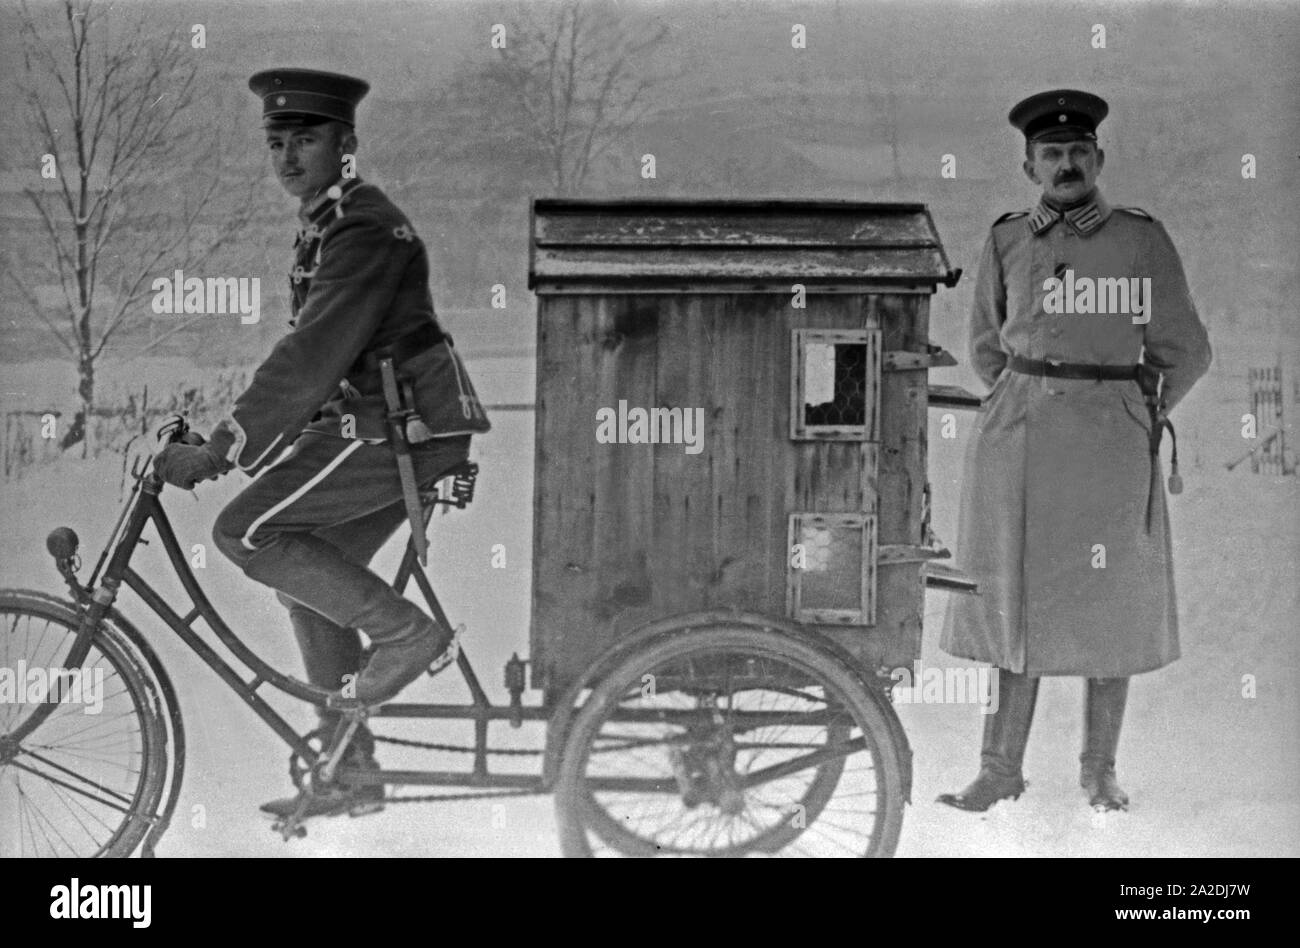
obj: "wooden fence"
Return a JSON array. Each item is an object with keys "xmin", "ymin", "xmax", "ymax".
[
  {"xmin": 1226, "ymin": 362, "xmax": 1294, "ymax": 475},
  {"xmin": 1, "ymin": 373, "xmax": 250, "ymax": 481},
  {"xmin": 2, "ymin": 410, "xmax": 63, "ymax": 478}
]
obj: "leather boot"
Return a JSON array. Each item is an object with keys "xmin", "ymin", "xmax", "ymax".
[
  {"xmin": 259, "ymin": 726, "xmax": 386, "ymax": 819},
  {"xmin": 1081, "ymin": 676, "xmax": 1130, "ymax": 811},
  {"xmin": 285, "ymin": 601, "xmax": 363, "ymax": 697},
  {"xmin": 245, "ymin": 534, "xmax": 455, "ymax": 705},
  {"xmin": 937, "ymin": 669, "xmax": 1040, "ymax": 812},
  {"xmin": 283, "ymin": 600, "xmax": 362, "ymax": 727}
]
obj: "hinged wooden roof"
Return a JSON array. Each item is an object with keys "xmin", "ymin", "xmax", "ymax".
[{"xmin": 528, "ymin": 199, "xmax": 961, "ymax": 293}]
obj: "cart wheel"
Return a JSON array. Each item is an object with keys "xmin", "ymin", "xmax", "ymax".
[
  {"xmin": 554, "ymin": 620, "xmax": 905, "ymax": 857},
  {"xmin": 0, "ymin": 591, "xmax": 169, "ymax": 857}
]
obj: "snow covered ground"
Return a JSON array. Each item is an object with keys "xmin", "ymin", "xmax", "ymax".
[{"xmin": 1, "ymin": 350, "xmax": 1296, "ymax": 857}]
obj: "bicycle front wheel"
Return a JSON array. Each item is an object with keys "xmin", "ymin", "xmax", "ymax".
[{"xmin": 0, "ymin": 591, "xmax": 168, "ymax": 857}]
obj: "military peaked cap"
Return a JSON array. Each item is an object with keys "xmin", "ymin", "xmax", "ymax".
[
  {"xmin": 1009, "ymin": 89, "xmax": 1108, "ymax": 142},
  {"xmin": 249, "ymin": 68, "xmax": 370, "ymax": 127}
]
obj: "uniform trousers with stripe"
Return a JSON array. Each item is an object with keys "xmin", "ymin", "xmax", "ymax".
[{"xmin": 212, "ymin": 432, "xmax": 472, "ymax": 695}]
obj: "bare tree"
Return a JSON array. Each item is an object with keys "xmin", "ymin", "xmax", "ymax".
[
  {"xmin": 6, "ymin": 0, "xmax": 257, "ymax": 455},
  {"xmin": 432, "ymin": 1, "xmax": 672, "ymax": 197}
]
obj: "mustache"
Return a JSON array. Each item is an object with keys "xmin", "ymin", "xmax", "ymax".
[{"xmin": 1055, "ymin": 171, "xmax": 1084, "ymax": 183}]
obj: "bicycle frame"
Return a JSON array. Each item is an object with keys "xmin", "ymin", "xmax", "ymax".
[{"xmin": 39, "ymin": 463, "xmax": 553, "ymax": 792}]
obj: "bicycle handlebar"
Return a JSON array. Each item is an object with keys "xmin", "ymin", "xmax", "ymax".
[{"xmin": 157, "ymin": 414, "xmax": 206, "ymax": 446}]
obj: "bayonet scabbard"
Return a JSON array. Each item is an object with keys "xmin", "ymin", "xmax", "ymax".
[{"xmin": 378, "ymin": 357, "xmax": 429, "ymax": 565}]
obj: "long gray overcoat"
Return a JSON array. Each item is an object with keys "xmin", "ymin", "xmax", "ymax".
[{"xmin": 941, "ymin": 191, "xmax": 1211, "ymax": 676}]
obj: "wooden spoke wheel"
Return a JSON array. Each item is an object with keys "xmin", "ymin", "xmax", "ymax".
[{"xmin": 554, "ymin": 620, "xmax": 906, "ymax": 857}]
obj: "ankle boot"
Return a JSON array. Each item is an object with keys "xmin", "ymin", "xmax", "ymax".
[
  {"xmin": 245, "ymin": 534, "xmax": 455, "ymax": 705},
  {"xmin": 258, "ymin": 709, "xmax": 386, "ymax": 820},
  {"xmin": 1081, "ymin": 676, "xmax": 1130, "ymax": 811},
  {"xmin": 937, "ymin": 669, "xmax": 1040, "ymax": 812},
  {"xmin": 259, "ymin": 731, "xmax": 386, "ymax": 819}
]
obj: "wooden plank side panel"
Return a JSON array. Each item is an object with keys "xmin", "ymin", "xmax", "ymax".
[
  {"xmin": 531, "ymin": 295, "xmax": 660, "ymax": 693},
  {"xmin": 708, "ymin": 294, "xmax": 788, "ymax": 617},
  {"xmin": 535, "ymin": 209, "xmax": 939, "ymax": 248},
  {"xmin": 868, "ymin": 292, "xmax": 931, "ymax": 671},
  {"xmin": 646, "ymin": 294, "xmax": 791, "ymax": 623},
  {"xmin": 583, "ymin": 296, "xmax": 660, "ymax": 686},
  {"xmin": 649, "ymin": 296, "xmax": 720, "ymax": 622},
  {"xmin": 530, "ymin": 296, "xmax": 600, "ymax": 691},
  {"xmin": 532, "ymin": 247, "xmax": 952, "ymax": 284},
  {"xmin": 791, "ymin": 443, "xmax": 880, "ymax": 513}
]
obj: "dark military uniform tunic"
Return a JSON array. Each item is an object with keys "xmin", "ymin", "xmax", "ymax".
[
  {"xmin": 216, "ymin": 177, "xmax": 489, "ymax": 474},
  {"xmin": 211, "ymin": 177, "xmax": 489, "ymax": 566}
]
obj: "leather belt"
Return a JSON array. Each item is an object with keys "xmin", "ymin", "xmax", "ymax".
[
  {"xmin": 361, "ymin": 322, "xmax": 448, "ymax": 374},
  {"xmin": 1005, "ymin": 354, "xmax": 1179, "ymax": 533},
  {"xmin": 1008, "ymin": 355, "xmax": 1138, "ymax": 381}
]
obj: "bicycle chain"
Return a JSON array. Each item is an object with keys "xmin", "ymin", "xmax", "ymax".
[
  {"xmin": 373, "ymin": 733, "xmax": 542, "ymax": 756},
  {"xmin": 322, "ymin": 735, "xmax": 546, "ymax": 803},
  {"xmin": 384, "ymin": 788, "xmax": 542, "ymax": 805}
]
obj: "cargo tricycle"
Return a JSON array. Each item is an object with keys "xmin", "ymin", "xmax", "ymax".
[{"xmin": 1, "ymin": 200, "xmax": 973, "ymax": 857}]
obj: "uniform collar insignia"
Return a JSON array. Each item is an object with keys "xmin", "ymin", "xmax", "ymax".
[{"xmin": 1028, "ymin": 190, "xmax": 1111, "ymax": 237}]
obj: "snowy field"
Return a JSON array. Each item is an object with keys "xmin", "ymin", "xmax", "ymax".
[{"xmin": 1, "ymin": 349, "xmax": 1297, "ymax": 857}]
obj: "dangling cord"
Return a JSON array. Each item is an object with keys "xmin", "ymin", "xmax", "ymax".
[
  {"xmin": 1144, "ymin": 410, "xmax": 1180, "ymax": 534},
  {"xmin": 1144, "ymin": 398, "xmax": 1162, "ymax": 535},
  {"xmin": 1163, "ymin": 416, "xmax": 1181, "ymax": 494}
]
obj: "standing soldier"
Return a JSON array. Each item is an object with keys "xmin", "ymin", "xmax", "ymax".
[
  {"xmin": 153, "ymin": 68, "xmax": 491, "ymax": 817},
  {"xmin": 937, "ymin": 90, "xmax": 1211, "ymax": 812}
]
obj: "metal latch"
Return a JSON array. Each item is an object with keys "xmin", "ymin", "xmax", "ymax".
[
  {"xmin": 883, "ymin": 345, "xmax": 957, "ymax": 371},
  {"xmin": 877, "ymin": 544, "xmax": 951, "ymax": 564}
]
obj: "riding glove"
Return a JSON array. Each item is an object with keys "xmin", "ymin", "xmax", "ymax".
[{"xmin": 155, "ymin": 426, "xmax": 236, "ymax": 489}]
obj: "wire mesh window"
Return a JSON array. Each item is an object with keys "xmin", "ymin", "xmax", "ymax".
[
  {"xmin": 791, "ymin": 329, "xmax": 880, "ymax": 440},
  {"xmin": 787, "ymin": 513, "xmax": 877, "ymax": 625}
]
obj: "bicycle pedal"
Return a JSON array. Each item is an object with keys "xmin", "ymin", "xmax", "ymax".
[{"xmin": 427, "ymin": 626, "xmax": 463, "ymax": 677}]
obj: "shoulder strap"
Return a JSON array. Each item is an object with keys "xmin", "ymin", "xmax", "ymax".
[{"xmin": 993, "ymin": 210, "xmax": 1030, "ymax": 226}]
